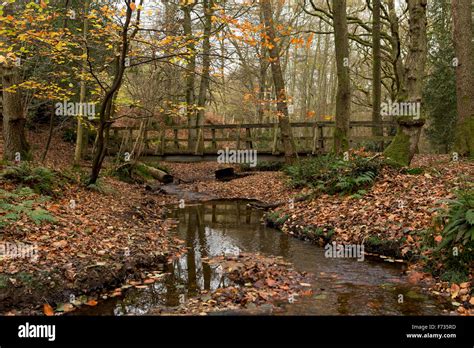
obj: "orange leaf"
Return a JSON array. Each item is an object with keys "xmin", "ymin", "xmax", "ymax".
[
  {"xmin": 43, "ymin": 304, "xmax": 54, "ymax": 316},
  {"xmin": 129, "ymin": 2, "xmax": 136, "ymax": 10},
  {"xmin": 85, "ymin": 299, "xmax": 98, "ymax": 306},
  {"xmin": 450, "ymin": 284, "xmax": 460, "ymax": 298},
  {"xmin": 40, "ymin": 0, "xmax": 47, "ymax": 9},
  {"xmin": 434, "ymin": 235, "xmax": 442, "ymax": 243},
  {"xmin": 265, "ymin": 278, "xmax": 276, "ymax": 287}
]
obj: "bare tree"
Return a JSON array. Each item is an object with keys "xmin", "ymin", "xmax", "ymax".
[
  {"xmin": 332, "ymin": 0, "xmax": 351, "ymax": 154},
  {"xmin": 371, "ymin": 0, "xmax": 382, "ymax": 138},
  {"xmin": 384, "ymin": 0, "xmax": 427, "ymax": 165},
  {"xmin": 260, "ymin": 0, "xmax": 297, "ymax": 161}
]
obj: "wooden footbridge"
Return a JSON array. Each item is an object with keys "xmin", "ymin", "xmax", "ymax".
[{"xmin": 109, "ymin": 121, "xmax": 395, "ymax": 161}]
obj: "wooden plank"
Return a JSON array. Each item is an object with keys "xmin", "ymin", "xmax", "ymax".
[
  {"xmin": 350, "ymin": 136, "xmax": 394, "ymax": 142},
  {"xmin": 110, "ymin": 120, "xmax": 396, "ymax": 132}
]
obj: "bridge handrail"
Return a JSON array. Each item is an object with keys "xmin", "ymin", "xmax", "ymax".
[{"xmin": 110, "ymin": 120, "xmax": 395, "ymax": 131}]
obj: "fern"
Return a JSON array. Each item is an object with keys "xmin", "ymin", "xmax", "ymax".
[
  {"xmin": 438, "ymin": 190, "xmax": 474, "ymax": 249},
  {"xmin": 26, "ymin": 209, "xmax": 56, "ymax": 224},
  {"xmin": 0, "ymin": 187, "xmax": 56, "ymax": 228}
]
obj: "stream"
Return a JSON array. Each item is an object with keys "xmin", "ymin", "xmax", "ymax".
[{"xmin": 75, "ymin": 200, "xmax": 452, "ymax": 315}]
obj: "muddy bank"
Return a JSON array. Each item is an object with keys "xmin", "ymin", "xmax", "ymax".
[
  {"xmin": 0, "ymin": 252, "xmax": 170, "ymax": 314},
  {"xmin": 265, "ymin": 211, "xmax": 406, "ymax": 260}
]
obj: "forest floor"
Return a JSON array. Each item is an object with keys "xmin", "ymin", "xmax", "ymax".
[{"xmin": 0, "ymin": 127, "xmax": 472, "ymax": 315}]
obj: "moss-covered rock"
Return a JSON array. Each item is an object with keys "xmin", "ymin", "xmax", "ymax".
[
  {"xmin": 384, "ymin": 131, "xmax": 411, "ymax": 166},
  {"xmin": 383, "ymin": 117, "xmax": 425, "ymax": 166}
]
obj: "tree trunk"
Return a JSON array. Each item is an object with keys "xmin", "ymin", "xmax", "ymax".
[
  {"xmin": 371, "ymin": 0, "xmax": 382, "ymax": 138},
  {"xmin": 89, "ymin": 1, "xmax": 136, "ymax": 184},
  {"xmin": 257, "ymin": 9, "xmax": 268, "ymax": 124},
  {"xmin": 332, "ymin": 0, "xmax": 351, "ymax": 154},
  {"xmin": 74, "ymin": 0, "xmax": 90, "ymax": 164},
  {"xmin": 1, "ymin": 69, "xmax": 29, "ymax": 161},
  {"xmin": 196, "ymin": 0, "xmax": 213, "ymax": 128},
  {"xmin": 260, "ymin": 0, "xmax": 297, "ymax": 161},
  {"xmin": 452, "ymin": 0, "xmax": 474, "ymax": 157},
  {"xmin": 387, "ymin": 0, "xmax": 406, "ymax": 99},
  {"xmin": 384, "ymin": 0, "xmax": 427, "ymax": 166},
  {"xmin": 182, "ymin": 2, "xmax": 197, "ymax": 149}
]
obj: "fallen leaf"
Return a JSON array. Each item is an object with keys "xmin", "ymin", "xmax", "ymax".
[
  {"xmin": 450, "ymin": 284, "xmax": 460, "ymax": 298},
  {"xmin": 52, "ymin": 240, "xmax": 68, "ymax": 248},
  {"xmin": 265, "ymin": 278, "xmax": 276, "ymax": 287},
  {"xmin": 43, "ymin": 304, "xmax": 54, "ymax": 316},
  {"xmin": 85, "ymin": 299, "xmax": 98, "ymax": 306}
]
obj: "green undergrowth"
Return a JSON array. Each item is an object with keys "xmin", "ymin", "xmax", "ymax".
[
  {"xmin": 0, "ymin": 187, "xmax": 55, "ymax": 228},
  {"xmin": 1, "ymin": 162, "xmax": 76, "ymax": 196},
  {"xmin": 414, "ymin": 190, "xmax": 474, "ymax": 283},
  {"xmin": 240, "ymin": 161, "xmax": 284, "ymax": 172},
  {"xmin": 110, "ymin": 161, "xmax": 170, "ymax": 184},
  {"xmin": 283, "ymin": 153, "xmax": 384, "ymax": 195}
]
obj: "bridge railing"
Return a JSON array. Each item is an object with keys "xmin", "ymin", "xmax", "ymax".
[{"xmin": 109, "ymin": 121, "xmax": 396, "ymax": 156}]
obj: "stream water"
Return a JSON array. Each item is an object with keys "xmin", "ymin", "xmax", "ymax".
[{"xmin": 76, "ymin": 200, "xmax": 452, "ymax": 315}]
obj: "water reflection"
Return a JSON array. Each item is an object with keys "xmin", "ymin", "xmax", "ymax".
[{"xmin": 73, "ymin": 201, "xmax": 451, "ymax": 316}]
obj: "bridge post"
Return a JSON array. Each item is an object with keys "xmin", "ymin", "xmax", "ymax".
[
  {"xmin": 318, "ymin": 125, "xmax": 324, "ymax": 152},
  {"xmin": 272, "ymin": 123, "xmax": 279, "ymax": 154},
  {"xmin": 127, "ymin": 128, "xmax": 133, "ymax": 149},
  {"xmin": 312, "ymin": 125, "xmax": 318, "ymax": 154},
  {"xmin": 245, "ymin": 127, "xmax": 253, "ymax": 149},
  {"xmin": 143, "ymin": 129, "xmax": 148, "ymax": 150},
  {"xmin": 159, "ymin": 129, "xmax": 165, "ymax": 155},
  {"xmin": 194, "ymin": 127, "xmax": 204, "ymax": 155},
  {"xmin": 173, "ymin": 129, "xmax": 179, "ymax": 149},
  {"xmin": 236, "ymin": 126, "xmax": 241, "ymax": 150},
  {"xmin": 211, "ymin": 128, "xmax": 217, "ymax": 150}
]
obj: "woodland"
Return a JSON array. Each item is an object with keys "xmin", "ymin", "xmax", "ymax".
[{"xmin": 0, "ymin": 0, "xmax": 472, "ymax": 317}]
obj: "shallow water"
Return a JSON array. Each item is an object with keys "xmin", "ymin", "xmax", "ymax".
[{"xmin": 75, "ymin": 200, "xmax": 451, "ymax": 315}]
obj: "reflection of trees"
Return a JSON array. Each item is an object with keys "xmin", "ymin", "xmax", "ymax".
[
  {"xmin": 159, "ymin": 202, "xmax": 292, "ymax": 308},
  {"xmin": 186, "ymin": 208, "xmax": 198, "ymax": 296},
  {"xmin": 196, "ymin": 205, "xmax": 212, "ymax": 289},
  {"xmin": 335, "ymin": 291, "xmax": 351, "ymax": 315},
  {"xmin": 277, "ymin": 227, "xmax": 290, "ymax": 257}
]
